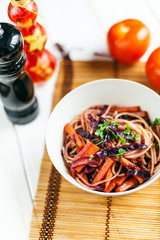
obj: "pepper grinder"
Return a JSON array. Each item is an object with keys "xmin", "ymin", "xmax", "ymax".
[{"xmin": 0, "ymin": 23, "xmax": 39, "ymax": 124}]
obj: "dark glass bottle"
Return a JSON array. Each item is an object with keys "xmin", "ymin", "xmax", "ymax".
[{"xmin": 0, "ymin": 22, "xmax": 38, "ymax": 124}]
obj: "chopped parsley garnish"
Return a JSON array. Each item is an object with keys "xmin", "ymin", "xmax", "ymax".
[
  {"xmin": 111, "ymin": 122, "xmax": 120, "ymax": 126},
  {"xmin": 151, "ymin": 118, "xmax": 160, "ymax": 126},
  {"xmin": 116, "ymin": 148, "xmax": 127, "ymax": 160},
  {"xmin": 91, "ymin": 138, "xmax": 98, "ymax": 142},
  {"xmin": 95, "ymin": 121, "xmax": 120, "ymax": 141},
  {"xmin": 96, "ymin": 141, "xmax": 103, "ymax": 146},
  {"xmin": 123, "ymin": 124, "xmax": 134, "ymax": 139},
  {"xmin": 95, "ymin": 128, "xmax": 105, "ymax": 141},
  {"xmin": 129, "ymin": 132, "xmax": 135, "ymax": 139},
  {"xmin": 95, "ymin": 121, "xmax": 138, "ymax": 144},
  {"xmin": 134, "ymin": 133, "xmax": 139, "ymax": 143},
  {"xmin": 89, "ymin": 155, "xmax": 94, "ymax": 161},
  {"xmin": 107, "ymin": 129, "xmax": 118, "ymax": 139},
  {"xmin": 123, "ymin": 123, "xmax": 130, "ymax": 134},
  {"xmin": 95, "ymin": 121, "xmax": 130, "ymax": 144},
  {"xmin": 95, "ymin": 121, "xmax": 111, "ymax": 140},
  {"xmin": 98, "ymin": 121, "xmax": 111, "ymax": 129},
  {"xmin": 123, "ymin": 123, "xmax": 139, "ymax": 141},
  {"xmin": 117, "ymin": 134, "xmax": 126, "ymax": 144},
  {"xmin": 154, "ymin": 141, "xmax": 159, "ymax": 149},
  {"xmin": 91, "ymin": 138, "xmax": 103, "ymax": 146}
]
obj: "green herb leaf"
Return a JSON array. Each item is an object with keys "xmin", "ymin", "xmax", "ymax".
[
  {"xmin": 98, "ymin": 121, "xmax": 111, "ymax": 129},
  {"xmin": 123, "ymin": 124, "xmax": 136, "ymax": 141},
  {"xmin": 107, "ymin": 129, "xmax": 118, "ymax": 139},
  {"xmin": 96, "ymin": 140, "xmax": 103, "ymax": 146},
  {"xmin": 123, "ymin": 129, "xmax": 130, "ymax": 134},
  {"xmin": 89, "ymin": 155, "xmax": 94, "ymax": 161},
  {"xmin": 111, "ymin": 122, "xmax": 120, "ymax": 126},
  {"xmin": 134, "ymin": 133, "xmax": 139, "ymax": 143},
  {"xmin": 126, "ymin": 123, "xmax": 130, "ymax": 129},
  {"xmin": 129, "ymin": 132, "xmax": 135, "ymax": 140},
  {"xmin": 154, "ymin": 141, "xmax": 159, "ymax": 149},
  {"xmin": 151, "ymin": 118, "xmax": 160, "ymax": 126},
  {"xmin": 117, "ymin": 134, "xmax": 126, "ymax": 144},
  {"xmin": 116, "ymin": 148, "xmax": 127, "ymax": 160},
  {"xmin": 95, "ymin": 121, "xmax": 111, "ymax": 140},
  {"xmin": 95, "ymin": 128, "xmax": 104, "ymax": 140},
  {"xmin": 95, "ymin": 121, "xmax": 126, "ymax": 143},
  {"xmin": 91, "ymin": 138, "xmax": 98, "ymax": 142},
  {"xmin": 123, "ymin": 123, "xmax": 131, "ymax": 134},
  {"xmin": 118, "ymin": 148, "xmax": 127, "ymax": 155}
]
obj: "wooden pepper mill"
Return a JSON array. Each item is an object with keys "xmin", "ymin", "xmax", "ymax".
[{"xmin": 0, "ymin": 23, "xmax": 39, "ymax": 124}]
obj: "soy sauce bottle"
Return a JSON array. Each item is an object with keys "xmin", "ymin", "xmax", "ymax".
[{"xmin": 0, "ymin": 23, "xmax": 39, "ymax": 124}]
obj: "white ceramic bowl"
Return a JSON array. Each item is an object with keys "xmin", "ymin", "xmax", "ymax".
[{"xmin": 46, "ymin": 79, "xmax": 160, "ymax": 196}]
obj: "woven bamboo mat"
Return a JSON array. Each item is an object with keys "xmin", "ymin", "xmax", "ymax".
[{"xmin": 29, "ymin": 60, "xmax": 160, "ymax": 240}]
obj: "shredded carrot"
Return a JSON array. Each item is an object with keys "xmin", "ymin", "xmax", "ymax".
[
  {"xmin": 74, "ymin": 141, "xmax": 92, "ymax": 161},
  {"xmin": 120, "ymin": 157, "xmax": 144, "ymax": 183},
  {"xmin": 117, "ymin": 174, "xmax": 128, "ymax": 187},
  {"xmin": 134, "ymin": 111, "xmax": 148, "ymax": 117},
  {"xmin": 110, "ymin": 106, "xmax": 140, "ymax": 113},
  {"xmin": 70, "ymin": 168, "xmax": 76, "ymax": 178},
  {"xmin": 105, "ymin": 177, "xmax": 118, "ymax": 193},
  {"xmin": 92, "ymin": 157, "xmax": 114, "ymax": 184},
  {"xmin": 116, "ymin": 177, "xmax": 137, "ymax": 192},
  {"xmin": 74, "ymin": 141, "xmax": 100, "ymax": 173},
  {"xmin": 64, "ymin": 123, "xmax": 84, "ymax": 150},
  {"xmin": 104, "ymin": 168, "xmax": 113, "ymax": 191}
]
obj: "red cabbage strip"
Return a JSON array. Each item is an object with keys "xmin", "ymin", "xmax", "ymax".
[
  {"xmin": 128, "ymin": 167, "xmax": 149, "ymax": 181},
  {"xmin": 83, "ymin": 166, "xmax": 95, "ymax": 174},
  {"xmin": 76, "ymin": 128, "xmax": 95, "ymax": 141},
  {"xmin": 88, "ymin": 115, "xmax": 98, "ymax": 130},
  {"xmin": 95, "ymin": 185, "xmax": 105, "ymax": 191},
  {"xmin": 97, "ymin": 144, "xmax": 147, "ymax": 159},
  {"xmin": 71, "ymin": 157, "xmax": 99, "ymax": 169},
  {"xmin": 108, "ymin": 125, "xmax": 134, "ymax": 141}
]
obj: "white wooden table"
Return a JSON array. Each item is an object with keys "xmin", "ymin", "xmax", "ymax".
[{"xmin": 1, "ymin": 0, "xmax": 160, "ymax": 239}]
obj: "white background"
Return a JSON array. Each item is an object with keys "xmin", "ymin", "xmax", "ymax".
[{"xmin": 1, "ymin": 0, "xmax": 160, "ymax": 239}]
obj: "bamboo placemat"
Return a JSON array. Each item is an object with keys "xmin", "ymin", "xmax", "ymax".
[{"xmin": 29, "ymin": 60, "xmax": 160, "ymax": 240}]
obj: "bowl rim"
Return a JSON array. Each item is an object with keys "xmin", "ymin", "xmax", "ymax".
[{"xmin": 46, "ymin": 78, "xmax": 160, "ymax": 196}]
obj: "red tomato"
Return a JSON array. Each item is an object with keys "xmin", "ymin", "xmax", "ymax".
[
  {"xmin": 146, "ymin": 47, "xmax": 160, "ymax": 89},
  {"xmin": 25, "ymin": 49, "xmax": 56, "ymax": 83},
  {"xmin": 18, "ymin": 22, "xmax": 47, "ymax": 53},
  {"xmin": 107, "ymin": 19, "xmax": 150, "ymax": 64},
  {"xmin": 8, "ymin": 2, "xmax": 38, "ymax": 27}
]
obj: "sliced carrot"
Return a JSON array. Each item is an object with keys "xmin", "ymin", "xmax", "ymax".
[
  {"xmin": 110, "ymin": 106, "xmax": 140, "ymax": 113},
  {"xmin": 76, "ymin": 166, "xmax": 85, "ymax": 173},
  {"xmin": 84, "ymin": 142, "xmax": 100, "ymax": 157},
  {"xmin": 74, "ymin": 141, "xmax": 92, "ymax": 161},
  {"xmin": 70, "ymin": 168, "xmax": 76, "ymax": 178},
  {"xmin": 64, "ymin": 123, "xmax": 84, "ymax": 150},
  {"xmin": 117, "ymin": 174, "xmax": 128, "ymax": 187},
  {"xmin": 105, "ymin": 177, "xmax": 118, "ymax": 193},
  {"xmin": 116, "ymin": 177, "xmax": 137, "ymax": 192},
  {"xmin": 92, "ymin": 157, "xmax": 114, "ymax": 184},
  {"xmin": 120, "ymin": 157, "xmax": 144, "ymax": 184},
  {"xmin": 133, "ymin": 111, "xmax": 148, "ymax": 117},
  {"xmin": 104, "ymin": 168, "xmax": 113, "ymax": 191},
  {"xmin": 74, "ymin": 141, "xmax": 100, "ymax": 173}
]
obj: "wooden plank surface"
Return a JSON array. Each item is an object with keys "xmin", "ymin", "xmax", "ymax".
[{"xmin": 0, "ymin": 104, "xmax": 32, "ymax": 240}]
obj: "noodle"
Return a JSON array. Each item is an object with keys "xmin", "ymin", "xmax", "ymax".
[{"xmin": 62, "ymin": 105, "xmax": 160, "ymax": 193}]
